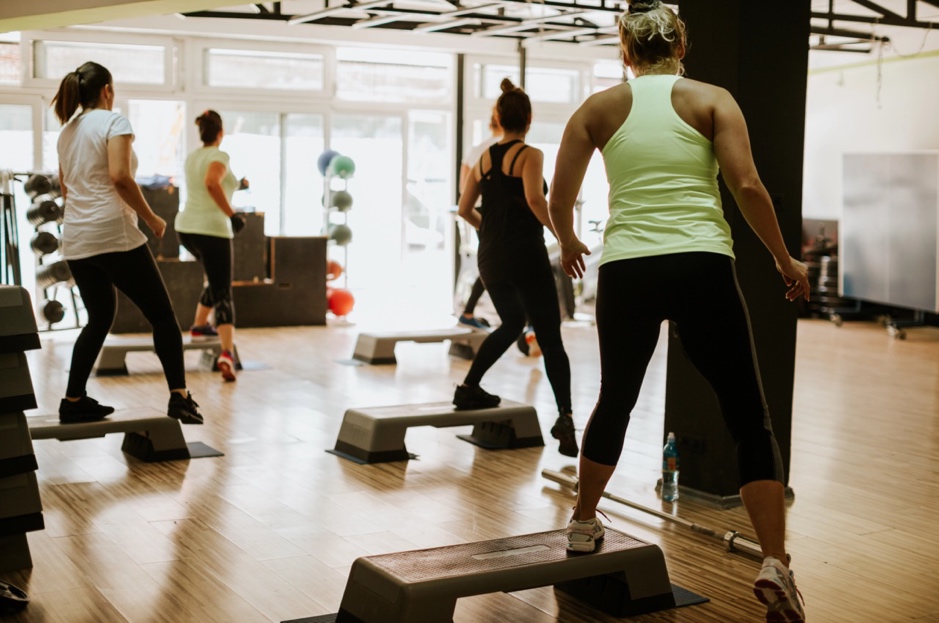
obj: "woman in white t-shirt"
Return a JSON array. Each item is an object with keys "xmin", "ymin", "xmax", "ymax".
[
  {"xmin": 175, "ymin": 110, "xmax": 247, "ymax": 382},
  {"xmin": 52, "ymin": 61, "xmax": 202, "ymax": 425}
]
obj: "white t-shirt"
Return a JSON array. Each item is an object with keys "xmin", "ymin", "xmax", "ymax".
[{"xmin": 57, "ymin": 109, "xmax": 147, "ymax": 260}]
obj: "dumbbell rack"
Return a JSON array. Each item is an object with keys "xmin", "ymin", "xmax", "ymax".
[
  {"xmin": 21, "ymin": 173, "xmax": 82, "ymax": 331},
  {"xmin": 0, "ymin": 286, "xmax": 45, "ymax": 573}
]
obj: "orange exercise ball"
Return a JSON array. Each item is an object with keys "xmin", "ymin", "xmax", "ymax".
[
  {"xmin": 326, "ymin": 260, "xmax": 343, "ymax": 281},
  {"xmin": 328, "ymin": 288, "xmax": 355, "ymax": 316}
]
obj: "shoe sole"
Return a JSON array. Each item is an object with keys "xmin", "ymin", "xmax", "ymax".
[
  {"xmin": 753, "ymin": 580, "xmax": 805, "ymax": 623},
  {"xmin": 453, "ymin": 402, "xmax": 500, "ymax": 411},
  {"xmin": 168, "ymin": 410, "xmax": 204, "ymax": 425},
  {"xmin": 59, "ymin": 413, "xmax": 111, "ymax": 424},
  {"xmin": 566, "ymin": 532, "xmax": 605, "ymax": 553},
  {"xmin": 218, "ymin": 359, "xmax": 236, "ymax": 382},
  {"xmin": 551, "ymin": 423, "xmax": 579, "ymax": 457}
]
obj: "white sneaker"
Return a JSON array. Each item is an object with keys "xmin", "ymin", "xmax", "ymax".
[
  {"xmin": 753, "ymin": 556, "xmax": 806, "ymax": 622},
  {"xmin": 566, "ymin": 517, "xmax": 605, "ymax": 553}
]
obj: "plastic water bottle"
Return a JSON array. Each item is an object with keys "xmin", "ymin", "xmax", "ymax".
[{"xmin": 662, "ymin": 432, "xmax": 680, "ymax": 502}]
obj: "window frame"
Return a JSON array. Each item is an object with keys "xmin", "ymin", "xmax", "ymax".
[
  {"xmin": 189, "ymin": 39, "xmax": 333, "ymax": 102},
  {"xmin": 23, "ymin": 31, "xmax": 178, "ymax": 92}
]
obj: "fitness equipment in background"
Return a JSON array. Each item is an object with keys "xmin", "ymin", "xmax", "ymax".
[
  {"xmin": 327, "ymin": 287, "xmax": 355, "ymax": 317},
  {"xmin": 19, "ymin": 171, "xmax": 81, "ymax": 330},
  {"xmin": 542, "ymin": 469, "xmax": 763, "ymax": 560},
  {"xmin": 320, "ymin": 149, "xmax": 356, "ymax": 318},
  {"xmin": 1, "ymin": 171, "xmax": 22, "ymax": 285}
]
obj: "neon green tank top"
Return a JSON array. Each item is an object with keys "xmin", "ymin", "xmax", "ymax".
[{"xmin": 600, "ymin": 74, "xmax": 734, "ymax": 266}]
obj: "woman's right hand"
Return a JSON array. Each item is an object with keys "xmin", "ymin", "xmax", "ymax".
[
  {"xmin": 776, "ymin": 256, "xmax": 810, "ymax": 302},
  {"xmin": 146, "ymin": 214, "xmax": 167, "ymax": 239},
  {"xmin": 560, "ymin": 237, "xmax": 591, "ymax": 279}
]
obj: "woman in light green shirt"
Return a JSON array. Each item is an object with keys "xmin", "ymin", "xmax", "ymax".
[
  {"xmin": 176, "ymin": 109, "xmax": 247, "ymax": 382},
  {"xmin": 548, "ymin": 2, "xmax": 809, "ymax": 622}
]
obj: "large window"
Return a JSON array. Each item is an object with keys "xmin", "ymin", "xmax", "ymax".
[
  {"xmin": 332, "ymin": 114, "xmax": 403, "ymax": 289},
  {"xmin": 403, "ymin": 111, "xmax": 452, "ymax": 308},
  {"xmin": 203, "ymin": 48, "xmax": 325, "ymax": 91},
  {"xmin": 0, "ymin": 105, "xmax": 33, "ymax": 171},
  {"xmin": 283, "ymin": 113, "xmax": 325, "ymax": 235},
  {"xmin": 336, "ymin": 48, "xmax": 451, "ymax": 103},
  {"xmin": 127, "ymin": 100, "xmax": 186, "ymax": 183},
  {"xmin": 593, "ymin": 61, "xmax": 627, "ymax": 94},
  {"xmin": 219, "ymin": 111, "xmax": 281, "ymax": 235},
  {"xmin": 33, "ymin": 40, "xmax": 168, "ymax": 85},
  {"xmin": 0, "ymin": 42, "xmax": 21, "ymax": 85},
  {"xmin": 477, "ymin": 63, "xmax": 582, "ymax": 104}
]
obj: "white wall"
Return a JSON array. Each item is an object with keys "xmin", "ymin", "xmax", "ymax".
[{"xmin": 803, "ymin": 51, "xmax": 939, "ymax": 220}]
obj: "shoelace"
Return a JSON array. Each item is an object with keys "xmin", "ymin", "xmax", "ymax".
[{"xmin": 569, "ymin": 507, "xmax": 611, "ymax": 525}]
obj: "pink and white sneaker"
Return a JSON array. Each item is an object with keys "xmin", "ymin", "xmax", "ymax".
[{"xmin": 217, "ymin": 350, "xmax": 236, "ymax": 383}]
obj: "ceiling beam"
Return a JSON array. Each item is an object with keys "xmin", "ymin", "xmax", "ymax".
[{"xmin": 288, "ymin": 0, "xmax": 394, "ymax": 25}]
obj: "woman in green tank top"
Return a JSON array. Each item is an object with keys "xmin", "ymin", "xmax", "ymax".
[{"xmin": 547, "ymin": 3, "xmax": 809, "ymax": 622}]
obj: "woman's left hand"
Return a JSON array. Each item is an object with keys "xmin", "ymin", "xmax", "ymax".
[{"xmin": 560, "ymin": 237, "xmax": 591, "ymax": 279}]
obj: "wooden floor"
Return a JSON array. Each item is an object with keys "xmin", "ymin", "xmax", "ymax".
[{"xmin": 3, "ymin": 313, "xmax": 939, "ymax": 622}]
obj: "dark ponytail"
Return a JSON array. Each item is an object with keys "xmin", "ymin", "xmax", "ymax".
[
  {"xmin": 495, "ymin": 78, "xmax": 531, "ymax": 133},
  {"xmin": 51, "ymin": 61, "xmax": 112, "ymax": 124},
  {"xmin": 195, "ymin": 110, "xmax": 223, "ymax": 145}
]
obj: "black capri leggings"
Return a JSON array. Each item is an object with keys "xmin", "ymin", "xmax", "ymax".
[
  {"xmin": 177, "ymin": 232, "xmax": 234, "ymax": 326},
  {"xmin": 466, "ymin": 252, "xmax": 572, "ymax": 413},
  {"xmin": 66, "ymin": 243, "xmax": 185, "ymax": 396},
  {"xmin": 582, "ymin": 252, "xmax": 783, "ymax": 487}
]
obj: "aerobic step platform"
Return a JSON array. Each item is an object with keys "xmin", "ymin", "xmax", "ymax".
[
  {"xmin": 336, "ymin": 528, "xmax": 675, "ymax": 622},
  {"xmin": 330, "ymin": 400, "xmax": 544, "ymax": 464},
  {"xmin": 352, "ymin": 328, "xmax": 487, "ymax": 364},
  {"xmin": 94, "ymin": 335, "xmax": 240, "ymax": 376},
  {"xmin": 27, "ymin": 408, "xmax": 190, "ymax": 462}
]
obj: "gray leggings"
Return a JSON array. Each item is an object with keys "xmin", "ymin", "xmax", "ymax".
[{"xmin": 582, "ymin": 252, "xmax": 783, "ymax": 486}]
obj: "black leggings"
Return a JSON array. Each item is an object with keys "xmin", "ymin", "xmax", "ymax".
[
  {"xmin": 582, "ymin": 252, "xmax": 783, "ymax": 487},
  {"xmin": 177, "ymin": 232, "xmax": 234, "ymax": 326},
  {"xmin": 466, "ymin": 256, "xmax": 572, "ymax": 413},
  {"xmin": 66, "ymin": 243, "xmax": 185, "ymax": 396},
  {"xmin": 464, "ymin": 277, "xmax": 486, "ymax": 315}
]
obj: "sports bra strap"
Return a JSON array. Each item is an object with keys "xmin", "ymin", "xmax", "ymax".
[{"xmin": 508, "ymin": 143, "xmax": 529, "ymax": 176}]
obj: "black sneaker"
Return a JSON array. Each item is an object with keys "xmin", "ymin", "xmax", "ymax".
[
  {"xmin": 167, "ymin": 392, "xmax": 203, "ymax": 425},
  {"xmin": 58, "ymin": 396, "xmax": 114, "ymax": 424},
  {"xmin": 551, "ymin": 411, "xmax": 579, "ymax": 457},
  {"xmin": 453, "ymin": 384, "xmax": 501, "ymax": 410}
]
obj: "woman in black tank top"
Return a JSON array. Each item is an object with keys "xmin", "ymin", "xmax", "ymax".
[{"xmin": 452, "ymin": 78, "xmax": 578, "ymax": 458}]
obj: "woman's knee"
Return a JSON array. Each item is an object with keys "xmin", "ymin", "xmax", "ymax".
[{"xmin": 213, "ymin": 291, "xmax": 234, "ymax": 325}]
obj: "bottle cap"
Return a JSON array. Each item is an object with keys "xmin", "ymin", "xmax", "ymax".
[{"xmin": 667, "ymin": 432, "xmax": 676, "ymax": 442}]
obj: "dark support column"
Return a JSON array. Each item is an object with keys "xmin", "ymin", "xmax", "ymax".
[
  {"xmin": 663, "ymin": 1, "xmax": 810, "ymax": 502},
  {"xmin": 454, "ymin": 54, "xmax": 465, "ymax": 291}
]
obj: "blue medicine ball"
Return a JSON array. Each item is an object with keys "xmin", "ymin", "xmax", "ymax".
[{"xmin": 318, "ymin": 149, "xmax": 341, "ymax": 176}]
